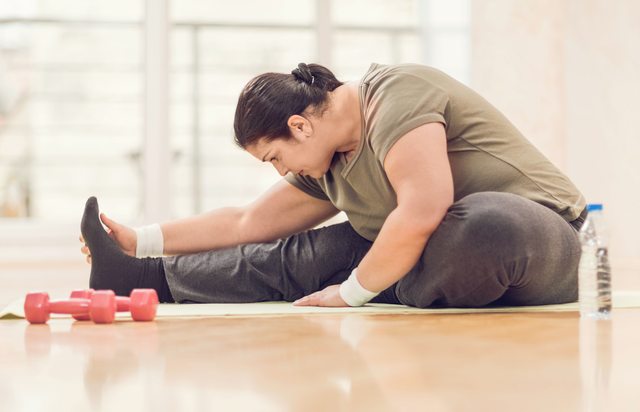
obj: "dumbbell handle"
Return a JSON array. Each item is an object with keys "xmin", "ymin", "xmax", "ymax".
[
  {"xmin": 48, "ymin": 298, "xmax": 92, "ymax": 315},
  {"xmin": 73, "ymin": 292, "xmax": 135, "ymax": 312},
  {"xmin": 116, "ymin": 297, "xmax": 130, "ymax": 312},
  {"xmin": 67, "ymin": 297, "xmax": 130, "ymax": 317}
]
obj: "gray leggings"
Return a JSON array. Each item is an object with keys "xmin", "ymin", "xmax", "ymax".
[{"xmin": 163, "ymin": 192, "xmax": 584, "ymax": 308}]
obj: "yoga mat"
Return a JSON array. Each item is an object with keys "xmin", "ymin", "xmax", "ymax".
[{"xmin": 2, "ymin": 291, "xmax": 640, "ymax": 320}]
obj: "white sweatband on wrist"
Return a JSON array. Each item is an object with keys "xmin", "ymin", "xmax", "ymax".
[
  {"xmin": 134, "ymin": 223, "xmax": 164, "ymax": 257},
  {"xmin": 339, "ymin": 268, "xmax": 379, "ymax": 307}
]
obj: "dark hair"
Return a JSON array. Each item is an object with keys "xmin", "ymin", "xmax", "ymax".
[{"xmin": 233, "ymin": 63, "xmax": 343, "ymax": 148}]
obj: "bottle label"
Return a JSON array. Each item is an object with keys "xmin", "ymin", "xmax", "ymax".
[
  {"xmin": 596, "ymin": 247, "xmax": 612, "ymax": 313},
  {"xmin": 579, "ymin": 244, "xmax": 612, "ymax": 317}
]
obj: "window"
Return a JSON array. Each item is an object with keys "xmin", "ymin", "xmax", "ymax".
[
  {"xmin": 0, "ymin": 0, "xmax": 469, "ymax": 259},
  {"xmin": 0, "ymin": 0, "xmax": 144, "ymax": 220}
]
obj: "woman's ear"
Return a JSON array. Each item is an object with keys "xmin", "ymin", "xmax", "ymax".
[{"xmin": 288, "ymin": 115, "xmax": 313, "ymax": 142}]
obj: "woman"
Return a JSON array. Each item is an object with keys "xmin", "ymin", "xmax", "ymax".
[{"xmin": 80, "ymin": 62, "xmax": 586, "ymax": 308}]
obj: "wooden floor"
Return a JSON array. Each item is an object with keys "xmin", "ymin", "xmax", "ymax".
[{"xmin": 1, "ymin": 261, "xmax": 640, "ymax": 411}]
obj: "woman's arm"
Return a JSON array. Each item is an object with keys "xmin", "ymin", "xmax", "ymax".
[
  {"xmin": 355, "ymin": 122, "xmax": 453, "ymax": 292},
  {"xmin": 294, "ymin": 122, "xmax": 452, "ymax": 306},
  {"xmin": 162, "ymin": 180, "xmax": 339, "ymax": 255},
  {"xmin": 82, "ymin": 180, "xmax": 338, "ymax": 262}
]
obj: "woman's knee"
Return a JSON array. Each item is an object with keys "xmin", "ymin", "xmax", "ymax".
[
  {"xmin": 395, "ymin": 192, "xmax": 580, "ymax": 308},
  {"xmin": 446, "ymin": 192, "xmax": 535, "ymax": 254}
]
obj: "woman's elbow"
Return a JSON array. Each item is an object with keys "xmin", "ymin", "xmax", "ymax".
[{"xmin": 400, "ymin": 205, "xmax": 449, "ymax": 238}]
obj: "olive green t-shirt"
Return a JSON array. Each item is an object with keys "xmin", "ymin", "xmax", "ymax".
[{"xmin": 285, "ymin": 63, "xmax": 585, "ymax": 241}]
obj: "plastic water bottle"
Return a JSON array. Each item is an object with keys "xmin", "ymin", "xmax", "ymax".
[{"xmin": 578, "ymin": 204, "xmax": 612, "ymax": 319}]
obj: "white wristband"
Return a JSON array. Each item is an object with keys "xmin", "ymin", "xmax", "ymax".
[
  {"xmin": 134, "ymin": 223, "xmax": 164, "ymax": 257},
  {"xmin": 339, "ymin": 268, "xmax": 379, "ymax": 307}
]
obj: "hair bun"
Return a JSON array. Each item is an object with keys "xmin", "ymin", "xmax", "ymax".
[{"xmin": 291, "ymin": 62, "xmax": 314, "ymax": 85}]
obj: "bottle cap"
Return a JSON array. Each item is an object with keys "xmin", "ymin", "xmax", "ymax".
[{"xmin": 587, "ymin": 203, "xmax": 603, "ymax": 212}]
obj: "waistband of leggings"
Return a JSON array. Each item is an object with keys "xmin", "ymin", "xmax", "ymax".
[{"xmin": 569, "ymin": 206, "xmax": 588, "ymax": 231}]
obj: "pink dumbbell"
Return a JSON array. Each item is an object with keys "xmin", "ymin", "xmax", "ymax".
[
  {"xmin": 24, "ymin": 290, "xmax": 117, "ymax": 324},
  {"xmin": 70, "ymin": 289, "xmax": 158, "ymax": 322}
]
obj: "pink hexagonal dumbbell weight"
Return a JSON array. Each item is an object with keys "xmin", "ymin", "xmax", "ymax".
[
  {"xmin": 24, "ymin": 290, "xmax": 117, "ymax": 324},
  {"xmin": 69, "ymin": 289, "xmax": 158, "ymax": 322}
]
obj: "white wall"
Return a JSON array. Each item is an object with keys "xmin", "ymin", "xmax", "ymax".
[
  {"xmin": 470, "ymin": 0, "xmax": 640, "ymax": 266},
  {"xmin": 565, "ymin": 0, "xmax": 640, "ymax": 266}
]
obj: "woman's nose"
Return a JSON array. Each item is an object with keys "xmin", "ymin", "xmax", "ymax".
[{"xmin": 275, "ymin": 164, "xmax": 288, "ymax": 176}]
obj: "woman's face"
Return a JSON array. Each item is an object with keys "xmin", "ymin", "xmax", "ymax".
[{"xmin": 246, "ymin": 115, "xmax": 335, "ymax": 179}]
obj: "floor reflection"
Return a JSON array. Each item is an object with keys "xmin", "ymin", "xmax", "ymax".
[
  {"xmin": 579, "ymin": 318, "xmax": 613, "ymax": 412},
  {"xmin": 15, "ymin": 312, "xmax": 593, "ymax": 411},
  {"xmin": 22, "ymin": 316, "xmax": 392, "ymax": 411}
]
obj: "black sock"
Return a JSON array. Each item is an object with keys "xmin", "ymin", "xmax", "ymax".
[{"xmin": 80, "ymin": 196, "xmax": 174, "ymax": 303}]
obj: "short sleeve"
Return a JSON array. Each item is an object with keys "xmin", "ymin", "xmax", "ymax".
[
  {"xmin": 284, "ymin": 173, "xmax": 330, "ymax": 201},
  {"xmin": 363, "ymin": 65, "xmax": 450, "ymax": 165}
]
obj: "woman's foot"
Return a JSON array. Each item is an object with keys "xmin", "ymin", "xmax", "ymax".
[{"xmin": 80, "ymin": 196, "xmax": 174, "ymax": 302}]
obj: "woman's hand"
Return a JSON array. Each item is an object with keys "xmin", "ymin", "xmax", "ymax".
[
  {"xmin": 79, "ymin": 213, "xmax": 137, "ymax": 264},
  {"xmin": 293, "ymin": 284, "xmax": 349, "ymax": 307}
]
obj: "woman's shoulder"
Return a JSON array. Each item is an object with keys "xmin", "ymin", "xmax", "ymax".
[
  {"xmin": 359, "ymin": 63, "xmax": 455, "ymax": 110},
  {"xmin": 358, "ymin": 63, "xmax": 451, "ymax": 164},
  {"xmin": 359, "ymin": 63, "xmax": 451, "ymax": 116}
]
